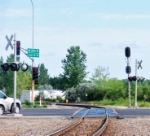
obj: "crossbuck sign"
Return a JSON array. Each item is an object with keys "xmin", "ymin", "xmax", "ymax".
[
  {"xmin": 5, "ymin": 35, "xmax": 13, "ymax": 50},
  {"xmin": 138, "ymin": 60, "xmax": 142, "ymax": 69}
]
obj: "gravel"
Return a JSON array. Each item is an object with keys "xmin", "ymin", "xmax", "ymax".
[
  {"xmin": 1, "ymin": 116, "xmax": 150, "ymax": 136},
  {"xmin": 102, "ymin": 117, "xmax": 150, "ymax": 136}
]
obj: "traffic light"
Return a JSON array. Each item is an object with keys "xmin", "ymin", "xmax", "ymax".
[
  {"xmin": 125, "ymin": 66, "xmax": 131, "ymax": 74},
  {"xmin": 9, "ymin": 63, "xmax": 20, "ymax": 71},
  {"xmin": 128, "ymin": 76, "xmax": 137, "ymax": 82},
  {"xmin": 1, "ymin": 63, "xmax": 9, "ymax": 71},
  {"xmin": 33, "ymin": 67, "xmax": 38, "ymax": 84},
  {"xmin": 125, "ymin": 47, "xmax": 131, "ymax": 58},
  {"xmin": 16, "ymin": 41, "xmax": 20, "ymax": 55}
]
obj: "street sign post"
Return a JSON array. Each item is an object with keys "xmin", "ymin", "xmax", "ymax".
[{"xmin": 27, "ymin": 48, "xmax": 39, "ymax": 57}]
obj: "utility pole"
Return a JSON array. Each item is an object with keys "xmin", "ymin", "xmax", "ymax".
[
  {"xmin": 13, "ymin": 33, "xmax": 17, "ymax": 113},
  {"xmin": 134, "ymin": 59, "xmax": 138, "ymax": 108},
  {"xmin": 125, "ymin": 47, "xmax": 131, "ymax": 108},
  {"xmin": 127, "ymin": 59, "xmax": 131, "ymax": 108},
  {"xmin": 30, "ymin": 0, "xmax": 35, "ymax": 103},
  {"xmin": 134, "ymin": 59, "xmax": 142, "ymax": 108}
]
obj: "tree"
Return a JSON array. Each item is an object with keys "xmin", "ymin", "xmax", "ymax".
[
  {"xmin": 3, "ymin": 54, "xmax": 14, "ymax": 96},
  {"xmin": 38, "ymin": 84, "xmax": 53, "ymax": 100},
  {"xmin": 76, "ymin": 83, "xmax": 96, "ymax": 101},
  {"xmin": 17, "ymin": 66, "xmax": 32, "ymax": 98},
  {"xmin": 61, "ymin": 46, "xmax": 87, "ymax": 88},
  {"xmin": 2, "ymin": 54, "xmax": 32, "ymax": 98},
  {"xmin": 49, "ymin": 75, "xmax": 68, "ymax": 90},
  {"xmin": 0, "ymin": 57, "xmax": 4, "ymax": 90},
  {"xmin": 38, "ymin": 63, "xmax": 49, "ymax": 85},
  {"xmin": 91, "ymin": 66, "xmax": 110, "ymax": 81}
]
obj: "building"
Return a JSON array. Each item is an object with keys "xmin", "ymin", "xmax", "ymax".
[{"xmin": 20, "ymin": 90, "xmax": 65, "ymax": 103}]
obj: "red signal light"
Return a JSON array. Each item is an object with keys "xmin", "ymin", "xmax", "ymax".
[
  {"xmin": 1, "ymin": 63, "xmax": 9, "ymax": 71},
  {"xmin": 32, "ymin": 67, "xmax": 38, "ymax": 84},
  {"xmin": 16, "ymin": 41, "xmax": 21, "ymax": 55},
  {"xmin": 17, "ymin": 41, "xmax": 20, "ymax": 46}
]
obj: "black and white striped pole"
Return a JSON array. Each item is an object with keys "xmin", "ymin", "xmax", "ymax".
[{"xmin": 125, "ymin": 47, "xmax": 131, "ymax": 108}]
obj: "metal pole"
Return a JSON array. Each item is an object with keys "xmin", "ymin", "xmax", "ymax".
[
  {"xmin": 127, "ymin": 58, "xmax": 131, "ymax": 108},
  {"xmin": 135, "ymin": 59, "xmax": 138, "ymax": 108},
  {"xmin": 14, "ymin": 33, "xmax": 16, "ymax": 112},
  {"xmin": 30, "ymin": 0, "xmax": 34, "ymax": 103},
  {"xmin": 128, "ymin": 75, "xmax": 131, "ymax": 107}
]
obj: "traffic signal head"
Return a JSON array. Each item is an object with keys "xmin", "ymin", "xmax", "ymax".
[
  {"xmin": 16, "ymin": 41, "xmax": 21, "ymax": 56},
  {"xmin": 33, "ymin": 67, "xmax": 38, "ymax": 84},
  {"xmin": 125, "ymin": 47, "xmax": 131, "ymax": 58},
  {"xmin": 125, "ymin": 66, "xmax": 131, "ymax": 74},
  {"xmin": 1, "ymin": 63, "xmax": 9, "ymax": 71},
  {"xmin": 9, "ymin": 63, "xmax": 20, "ymax": 71}
]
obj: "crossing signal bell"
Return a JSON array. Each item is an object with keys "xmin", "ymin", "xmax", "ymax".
[
  {"xmin": 16, "ymin": 41, "xmax": 20, "ymax": 55},
  {"xmin": 33, "ymin": 67, "xmax": 38, "ymax": 84}
]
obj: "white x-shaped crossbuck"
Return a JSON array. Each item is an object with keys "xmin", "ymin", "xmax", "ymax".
[
  {"xmin": 5, "ymin": 35, "xmax": 13, "ymax": 50},
  {"xmin": 138, "ymin": 60, "xmax": 142, "ymax": 69}
]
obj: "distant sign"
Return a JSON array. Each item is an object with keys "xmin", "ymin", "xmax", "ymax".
[{"xmin": 27, "ymin": 48, "xmax": 39, "ymax": 58}]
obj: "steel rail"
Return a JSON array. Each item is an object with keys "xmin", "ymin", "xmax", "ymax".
[
  {"xmin": 47, "ymin": 108, "xmax": 89, "ymax": 136},
  {"xmin": 92, "ymin": 113, "xmax": 109, "ymax": 136},
  {"xmin": 46, "ymin": 103, "xmax": 108, "ymax": 136}
]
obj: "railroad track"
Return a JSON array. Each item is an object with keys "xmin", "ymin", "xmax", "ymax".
[{"xmin": 46, "ymin": 103, "xmax": 109, "ymax": 136}]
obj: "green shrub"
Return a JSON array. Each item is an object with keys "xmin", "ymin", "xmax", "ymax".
[{"xmin": 25, "ymin": 100, "xmax": 32, "ymax": 106}]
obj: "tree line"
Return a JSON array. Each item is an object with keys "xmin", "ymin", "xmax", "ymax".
[{"xmin": 1, "ymin": 46, "xmax": 150, "ymax": 103}]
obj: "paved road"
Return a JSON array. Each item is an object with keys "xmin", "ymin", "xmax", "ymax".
[
  {"xmin": 9, "ymin": 108, "xmax": 150, "ymax": 117},
  {"xmin": 115, "ymin": 108, "xmax": 150, "ymax": 117},
  {"xmin": 4, "ymin": 108, "xmax": 150, "ymax": 117},
  {"xmin": 18, "ymin": 108, "xmax": 79, "ymax": 116}
]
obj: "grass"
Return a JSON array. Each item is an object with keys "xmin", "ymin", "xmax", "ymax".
[
  {"xmin": 22, "ymin": 100, "xmax": 47, "ymax": 108},
  {"xmin": 88, "ymin": 98, "xmax": 150, "ymax": 108},
  {"xmin": 22, "ymin": 99, "xmax": 150, "ymax": 108}
]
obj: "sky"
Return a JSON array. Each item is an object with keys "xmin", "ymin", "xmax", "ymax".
[{"xmin": 1, "ymin": 0, "xmax": 150, "ymax": 80}]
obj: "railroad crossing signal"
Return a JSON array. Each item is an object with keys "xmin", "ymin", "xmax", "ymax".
[
  {"xmin": 128, "ymin": 76, "xmax": 137, "ymax": 81},
  {"xmin": 5, "ymin": 35, "xmax": 13, "ymax": 50},
  {"xmin": 1, "ymin": 63, "xmax": 9, "ymax": 71},
  {"xmin": 1, "ymin": 63, "xmax": 29, "ymax": 72}
]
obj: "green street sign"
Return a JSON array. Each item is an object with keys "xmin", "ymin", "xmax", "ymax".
[{"xmin": 27, "ymin": 48, "xmax": 39, "ymax": 58}]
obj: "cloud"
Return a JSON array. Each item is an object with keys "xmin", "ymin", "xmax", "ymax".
[
  {"xmin": 42, "ymin": 53, "xmax": 55, "ymax": 57},
  {"xmin": 88, "ymin": 13, "xmax": 150, "ymax": 20},
  {"xmin": 60, "ymin": 8, "xmax": 74, "ymax": 15},
  {"xmin": 0, "ymin": 9, "xmax": 31, "ymax": 18},
  {"xmin": 125, "ymin": 14, "xmax": 150, "ymax": 19},
  {"xmin": 117, "ymin": 42, "xmax": 140, "ymax": 49},
  {"xmin": 88, "ymin": 42, "xmax": 103, "ymax": 46},
  {"xmin": 101, "ymin": 14, "xmax": 123, "ymax": 19}
]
